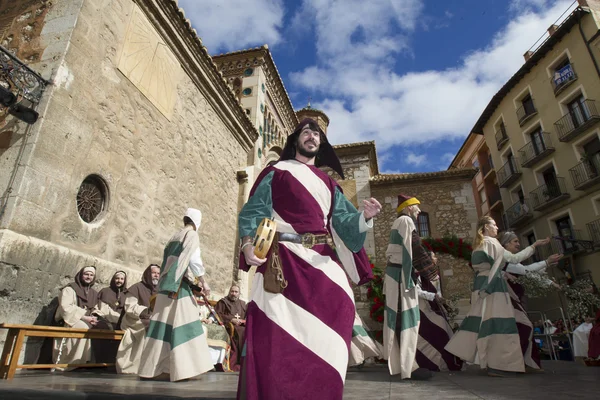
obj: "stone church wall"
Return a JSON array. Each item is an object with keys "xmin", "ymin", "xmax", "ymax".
[{"xmin": 0, "ymin": 0, "xmax": 253, "ymax": 350}]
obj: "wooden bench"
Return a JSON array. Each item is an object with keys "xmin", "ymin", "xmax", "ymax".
[{"xmin": 0, "ymin": 323, "xmax": 124, "ymax": 379}]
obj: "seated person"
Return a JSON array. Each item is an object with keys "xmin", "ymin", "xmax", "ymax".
[
  {"xmin": 97, "ymin": 271, "xmax": 128, "ymax": 328},
  {"xmin": 53, "ymin": 266, "xmax": 120, "ymax": 367},
  {"xmin": 215, "ymin": 285, "xmax": 247, "ymax": 371},
  {"xmin": 116, "ymin": 264, "xmax": 159, "ymax": 374},
  {"xmin": 197, "ymin": 297, "xmax": 230, "ymax": 370}
]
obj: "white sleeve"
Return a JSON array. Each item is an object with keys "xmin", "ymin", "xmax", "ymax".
[
  {"xmin": 188, "ymin": 247, "xmax": 205, "ymax": 277},
  {"xmin": 359, "ymin": 212, "xmax": 374, "ymax": 233},
  {"xmin": 503, "ymin": 246, "xmax": 534, "ymax": 264},
  {"xmin": 417, "ymin": 285, "xmax": 436, "ymax": 301},
  {"xmin": 506, "ymin": 260, "xmax": 547, "ymax": 275}
]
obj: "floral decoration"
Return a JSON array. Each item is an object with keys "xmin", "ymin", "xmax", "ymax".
[
  {"xmin": 516, "ymin": 272, "xmax": 557, "ymax": 298},
  {"xmin": 563, "ymin": 278, "xmax": 600, "ymax": 321}
]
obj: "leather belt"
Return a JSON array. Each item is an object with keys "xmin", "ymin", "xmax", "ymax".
[{"xmin": 278, "ymin": 232, "xmax": 335, "ymax": 249}]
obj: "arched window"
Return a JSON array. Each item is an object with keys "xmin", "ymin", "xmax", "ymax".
[{"xmin": 417, "ymin": 212, "xmax": 430, "ymax": 238}]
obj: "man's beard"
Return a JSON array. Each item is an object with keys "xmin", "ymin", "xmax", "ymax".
[
  {"xmin": 297, "ymin": 144, "xmax": 319, "ymax": 158},
  {"xmin": 152, "ymin": 278, "xmax": 159, "ymax": 286},
  {"xmin": 228, "ymin": 295, "xmax": 239, "ymax": 301}
]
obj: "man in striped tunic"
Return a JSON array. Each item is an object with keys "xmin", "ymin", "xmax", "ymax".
[
  {"xmin": 138, "ymin": 208, "xmax": 213, "ymax": 382},
  {"xmin": 237, "ymin": 118, "xmax": 381, "ymax": 400},
  {"xmin": 383, "ymin": 194, "xmax": 436, "ymax": 380}
]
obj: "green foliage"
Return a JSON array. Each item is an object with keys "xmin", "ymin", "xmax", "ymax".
[
  {"xmin": 421, "ymin": 235, "xmax": 473, "ymax": 263},
  {"xmin": 563, "ymin": 279, "xmax": 600, "ymax": 321}
]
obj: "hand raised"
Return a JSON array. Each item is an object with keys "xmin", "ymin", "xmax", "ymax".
[
  {"xmin": 546, "ymin": 253, "xmax": 563, "ymax": 267},
  {"xmin": 363, "ymin": 198, "xmax": 382, "ymax": 220},
  {"xmin": 533, "ymin": 237, "xmax": 551, "ymax": 248}
]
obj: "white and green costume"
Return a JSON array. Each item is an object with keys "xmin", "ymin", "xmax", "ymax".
[{"xmin": 138, "ymin": 208, "xmax": 213, "ymax": 381}]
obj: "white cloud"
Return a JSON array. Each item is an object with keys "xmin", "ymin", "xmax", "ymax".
[
  {"xmin": 294, "ymin": 0, "xmax": 422, "ymax": 62},
  {"xmin": 441, "ymin": 152, "xmax": 456, "ymax": 164},
  {"xmin": 178, "ymin": 0, "xmax": 285, "ymax": 52},
  {"xmin": 290, "ymin": 0, "xmax": 576, "ymax": 152},
  {"xmin": 406, "ymin": 152, "xmax": 427, "ymax": 166}
]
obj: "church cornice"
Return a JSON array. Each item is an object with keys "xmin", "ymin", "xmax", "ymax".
[
  {"xmin": 213, "ymin": 46, "xmax": 298, "ymax": 135},
  {"xmin": 137, "ymin": 0, "xmax": 258, "ymax": 152},
  {"xmin": 371, "ymin": 168, "xmax": 477, "ymax": 185}
]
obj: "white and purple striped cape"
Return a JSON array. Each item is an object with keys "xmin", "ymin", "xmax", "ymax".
[{"xmin": 237, "ymin": 160, "xmax": 373, "ymax": 400}]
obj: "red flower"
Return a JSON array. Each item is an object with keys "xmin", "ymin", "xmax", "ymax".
[
  {"xmin": 448, "ymin": 241, "xmax": 455, "ymax": 247},
  {"xmin": 459, "ymin": 238, "xmax": 463, "ymax": 245},
  {"xmin": 374, "ymin": 296, "xmax": 382, "ymax": 305},
  {"xmin": 376, "ymin": 315, "xmax": 384, "ymax": 323},
  {"xmin": 467, "ymin": 245, "xmax": 473, "ymax": 251},
  {"xmin": 370, "ymin": 263, "xmax": 376, "ymax": 269}
]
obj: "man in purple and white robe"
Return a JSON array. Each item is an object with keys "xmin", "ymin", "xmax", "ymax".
[{"xmin": 237, "ymin": 118, "xmax": 382, "ymax": 400}]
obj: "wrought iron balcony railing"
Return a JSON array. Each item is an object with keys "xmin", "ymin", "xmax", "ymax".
[
  {"xmin": 518, "ymin": 132, "xmax": 555, "ymax": 168},
  {"xmin": 587, "ymin": 218, "xmax": 600, "ymax": 245},
  {"xmin": 497, "ymin": 158, "xmax": 521, "ymax": 188},
  {"xmin": 503, "ymin": 199, "xmax": 533, "ymax": 228},
  {"xmin": 570, "ymin": 153, "xmax": 600, "ymax": 190},
  {"xmin": 551, "ymin": 63, "xmax": 577, "ymax": 96},
  {"xmin": 529, "ymin": 177, "xmax": 569, "ymax": 211},
  {"xmin": 516, "ymin": 99, "xmax": 537, "ymax": 126},
  {"xmin": 495, "ymin": 125, "xmax": 509, "ymax": 150},
  {"xmin": 555, "ymin": 99, "xmax": 600, "ymax": 142},
  {"xmin": 0, "ymin": 45, "xmax": 47, "ymax": 104}
]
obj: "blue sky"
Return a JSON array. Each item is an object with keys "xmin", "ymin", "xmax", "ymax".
[{"xmin": 178, "ymin": 0, "xmax": 578, "ymax": 173}]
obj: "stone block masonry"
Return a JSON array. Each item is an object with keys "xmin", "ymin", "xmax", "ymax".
[{"xmin": 0, "ymin": 0, "xmax": 256, "ymax": 354}]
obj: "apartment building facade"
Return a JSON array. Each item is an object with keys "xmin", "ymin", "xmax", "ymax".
[
  {"xmin": 465, "ymin": 2, "xmax": 600, "ymax": 286},
  {"xmin": 450, "ymin": 132, "xmax": 506, "ymax": 231}
]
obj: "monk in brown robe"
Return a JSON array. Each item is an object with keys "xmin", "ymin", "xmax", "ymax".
[
  {"xmin": 53, "ymin": 266, "xmax": 120, "ymax": 367},
  {"xmin": 215, "ymin": 285, "xmax": 247, "ymax": 371},
  {"xmin": 116, "ymin": 264, "xmax": 160, "ymax": 374},
  {"xmin": 97, "ymin": 271, "xmax": 127, "ymax": 328}
]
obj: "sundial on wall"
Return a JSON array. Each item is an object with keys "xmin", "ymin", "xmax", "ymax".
[{"xmin": 118, "ymin": 6, "xmax": 181, "ymax": 119}]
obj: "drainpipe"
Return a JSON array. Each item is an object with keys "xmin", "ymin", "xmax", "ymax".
[{"xmin": 578, "ymin": 8, "xmax": 600, "ymax": 78}]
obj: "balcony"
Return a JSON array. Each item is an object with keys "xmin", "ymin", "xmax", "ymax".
[
  {"xmin": 480, "ymin": 161, "xmax": 494, "ymax": 178},
  {"xmin": 555, "ymin": 230, "xmax": 589, "ymax": 254},
  {"xmin": 518, "ymin": 132, "xmax": 555, "ymax": 168},
  {"xmin": 551, "ymin": 63, "xmax": 577, "ymax": 96},
  {"xmin": 529, "ymin": 177, "xmax": 570, "ymax": 211},
  {"xmin": 555, "ymin": 99, "xmax": 600, "ymax": 142},
  {"xmin": 570, "ymin": 153, "xmax": 600, "ymax": 191},
  {"xmin": 497, "ymin": 158, "xmax": 521, "ymax": 188},
  {"xmin": 503, "ymin": 199, "xmax": 533, "ymax": 228},
  {"xmin": 587, "ymin": 218, "xmax": 600, "ymax": 245},
  {"xmin": 495, "ymin": 126, "xmax": 509, "ymax": 150},
  {"xmin": 488, "ymin": 188, "xmax": 502, "ymax": 210},
  {"xmin": 516, "ymin": 100, "xmax": 538, "ymax": 126}
]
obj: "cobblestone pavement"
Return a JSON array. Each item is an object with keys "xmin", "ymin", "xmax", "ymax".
[{"xmin": 0, "ymin": 361, "xmax": 597, "ymax": 399}]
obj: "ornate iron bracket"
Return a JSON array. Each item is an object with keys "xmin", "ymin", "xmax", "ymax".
[
  {"xmin": 552, "ymin": 235, "xmax": 595, "ymax": 251},
  {"xmin": 0, "ymin": 45, "xmax": 50, "ymax": 104}
]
